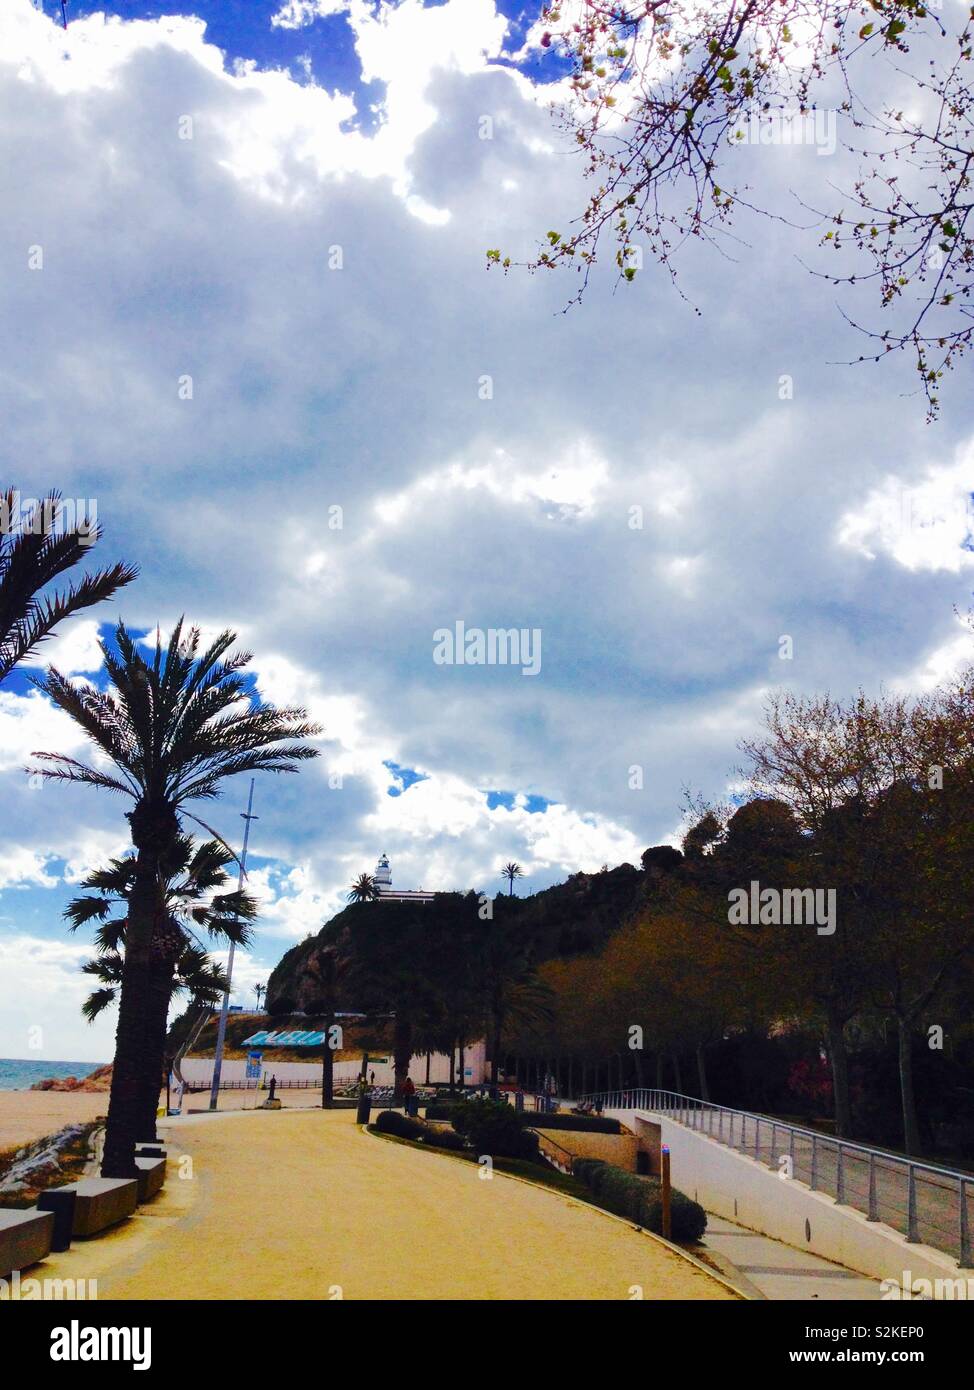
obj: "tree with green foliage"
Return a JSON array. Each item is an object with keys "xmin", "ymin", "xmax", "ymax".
[
  {"xmin": 66, "ymin": 834, "xmax": 256, "ymax": 1141},
  {"xmin": 1, "ymin": 487, "xmax": 135, "ymax": 685},
  {"xmin": 347, "ymin": 872, "xmax": 379, "ymax": 903},
  {"xmin": 32, "ymin": 620, "xmax": 319, "ymax": 1176},
  {"xmin": 508, "ymin": 2, "xmax": 974, "ymax": 417}
]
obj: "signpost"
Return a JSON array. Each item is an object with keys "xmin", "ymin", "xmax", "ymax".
[
  {"xmin": 209, "ymin": 780, "xmax": 258, "ymax": 1110},
  {"xmin": 661, "ymin": 1144, "xmax": 672, "ymax": 1241}
]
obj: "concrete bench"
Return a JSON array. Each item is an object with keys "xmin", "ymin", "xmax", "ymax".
[
  {"xmin": 39, "ymin": 1177, "xmax": 138, "ymax": 1240},
  {"xmin": 135, "ymin": 1157, "xmax": 166, "ymax": 1203},
  {"xmin": 0, "ymin": 1207, "xmax": 55, "ymax": 1277},
  {"xmin": 135, "ymin": 1141, "xmax": 167, "ymax": 1159}
]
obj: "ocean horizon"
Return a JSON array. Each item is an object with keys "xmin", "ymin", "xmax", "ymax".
[{"xmin": 0, "ymin": 1057, "xmax": 107, "ymax": 1091}]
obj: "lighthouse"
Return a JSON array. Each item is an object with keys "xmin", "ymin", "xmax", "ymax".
[{"xmin": 373, "ymin": 853, "xmax": 433, "ymax": 903}]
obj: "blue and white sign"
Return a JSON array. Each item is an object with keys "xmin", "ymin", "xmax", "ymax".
[{"xmin": 245, "ymin": 1050, "xmax": 263, "ymax": 1079}]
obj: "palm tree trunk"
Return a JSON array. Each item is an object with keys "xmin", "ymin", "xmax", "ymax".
[
  {"xmin": 671, "ymin": 1053, "xmax": 683, "ymax": 1093},
  {"xmin": 392, "ymin": 1015, "xmax": 412, "ymax": 1100},
  {"xmin": 825, "ymin": 1007, "xmax": 853, "ymax": 1138},
  {"xmin": 135, "ymin": 959, "xmax": 175, "ymax": 1143},
  {"xmin": 696, "ymin": 1043, "xmax": 710, "ymax": 1102},
  {"xmin": 489, "ymin": 1007, "xmax": 504, "ymax": 1086},
  {"xmin": 321, "ymin": 1033, "xmax": 334, "ymax": 1109},
  {"xmin": 897, "ymin": 1015, "xmax": 921, "ymax": 1156},
  {"xmin": 425, "ymin": 1051, "xmax": 431, "ymax": 1085},
  {"xmin": 458, "ymin": 1035, "xmax": 466, "ymax": 1088},
  {"xmin": 102, "ymin": 864, "xmax": 159, "ymax": 1178}
]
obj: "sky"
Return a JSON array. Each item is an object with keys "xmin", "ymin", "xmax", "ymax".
[{"xmin": 2, "ymin": 0, "xmax": 974, "ymax": 1062}]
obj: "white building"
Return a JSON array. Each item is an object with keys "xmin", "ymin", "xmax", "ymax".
[{"xmin": 373, "ymin": 853, "xmax": 434, "ymax": 903}]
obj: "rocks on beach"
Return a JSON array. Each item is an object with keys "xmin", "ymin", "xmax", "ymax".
[
  {"xmin": 0, "ymin": 1122, "xmax": 99, "ymax": 1204},
  {"xmin": 29, "ymin": 1064, "xmax": 112, "ymax": 1094}
]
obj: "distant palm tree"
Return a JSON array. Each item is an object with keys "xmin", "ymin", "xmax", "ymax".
[
  {"xmin": 0, "ymin": 487, "xmax": 136, "ymax": 684},
  {"xmin": 476, "ymin": 915, "xmax": 553, "ymax": 1087},
  {"xmin": 253, "ymin": 982, "xmax": 266, "ymax": 1011},
  {"xmin": 66, "ymin": 833, "xmax": 257, "ymax": 1141},
  {"xmin": 501, "ymin": 861, "xmax": 524, "ymax": 896},
  {"xmin": 305, "ymin": 945, "xmax": 349, "ymax": 1109},
  {"xmin": 348, "ymin": 872, "xmax": 379, "ymax": 903},
  {"xmin": 33, "ymin": 619, "xmax": 320, "ymax": 1176}
]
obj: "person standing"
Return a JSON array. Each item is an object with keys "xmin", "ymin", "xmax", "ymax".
[{"xmin": 402, "ymin": 1074, "xmax": 416, "ymax": 1115}]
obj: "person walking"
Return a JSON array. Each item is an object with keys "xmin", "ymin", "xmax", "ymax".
[{"xmin": 402, "ymin": 1074, "xmax": 416, "ymax": 1115}]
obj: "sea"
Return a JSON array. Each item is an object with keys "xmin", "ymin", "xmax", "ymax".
[{"xmin": 0, "ymin": 1058, "xmax": 107, "ymax": 1091}]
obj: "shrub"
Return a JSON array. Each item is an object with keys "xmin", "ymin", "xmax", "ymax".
[
  {"xmin": 420, "ymin": 1128, "xmax": 466, "ymax": 1152},
  {"xmin": 522, "ymin": 1113, "xmax": 621, "ymax": 1135},
  {"xmin": 424, "ymin": 1101, "xmax": 465, "ymax": 1122},
  {"xmin": 572, "ymin": 1159, "xmax": 707, "ymax": 1242},
  {"xmin": 374, "ymin": 1110, "xmax": 427, "ymax": 1141},
  {"xmin": 451, "ymin": 1098, "xmax": 539, "ymax": 1160},
  {"xmin": 374, "ymin": 1111, "xmax": 468, "ymax": 1152}
]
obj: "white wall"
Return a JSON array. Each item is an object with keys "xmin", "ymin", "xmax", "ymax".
[
  {"xmin": 181, "ymin": 1039, "xmax": 487, "ymax": 1088},
  {"xmin": 619, "ymin": 1110, "xmax": 965, "ymax": 1292}
]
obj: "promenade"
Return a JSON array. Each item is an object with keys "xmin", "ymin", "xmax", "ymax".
[{"xmin": 34, "ymin": 1108, "xmax": 738, "ymax": 1301}]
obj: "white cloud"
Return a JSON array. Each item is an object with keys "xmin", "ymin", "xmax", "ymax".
[
  {"xmin": 271, "ymin": 1, "xmax": 351, "ymax": 31},
  {"xmin": 0, "ymin": 934, "xmax": 115, "ymax": 1062},
  {"xmin": 837, "ymin": 444, "xmax": 974, "ymax": 573},
  {"xmin": 1, "ymin": 0, "xmax": 974, "ymax": 1057}
]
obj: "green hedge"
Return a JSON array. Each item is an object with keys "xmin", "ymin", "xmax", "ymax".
[
  {"xmin": 374, "ymin": 1110, "xmax": 428, "ymax": 1141},
  {"xmin": 424, "ymin": 1101, "xmax": 465, "ymax": 1122},
  {"xmin": 375, "ymin": 1109, "xmax": 468, "ymax": 1152},
  {"xmin": 572, "ymin": 1159, "xmax": 707, "ymax": 1242},
  {"xmin": 522, "ymin": 1113, "xmax": 621, "ymax": 1135},
  {"xmin": 420, "ymin": 1127, "xmax": 466, "ymax": 1152},
  {"xmin": 425, "ymin": 1104, "xmax": 620, "ymax": 1135},
  {"xmin": 450, "ymin": 1099, "xmax": 539, "ymax": 1160}
]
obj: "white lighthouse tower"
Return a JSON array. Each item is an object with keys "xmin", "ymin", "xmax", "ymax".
[
  {"xmin": 372, "ymin": 853, "xmax": 433, "ymax": 903},
  {"xmin": 374, "ymin": 853, "xmax": 393, "ymax": 893}
]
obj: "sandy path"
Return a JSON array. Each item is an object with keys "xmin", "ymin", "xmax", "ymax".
[
  {"xmin": 0, "ymin": 1091, "xmax": 109, "ymax": 1152},
  {"xmin": 35, "ymin": 1108, "xmax": 737, "ymax": 1301}
]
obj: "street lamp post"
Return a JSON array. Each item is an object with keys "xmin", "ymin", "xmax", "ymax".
[{"xmin": 209, "ymin": 779, "xmax": 258, "ymax": 1110}]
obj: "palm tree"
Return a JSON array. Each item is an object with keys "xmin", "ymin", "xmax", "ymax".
[
  {"xmin": 476, "ymin": 915, "xmax": 553, "ymax": 1086},
  {"xmin": 80, "ymin": 937, "xmax": 229, "ymax": 1024},
  {"xmin": 253, "ymin": 982, "xmax": 266, "ymax": 1011},
  {"xmin": 1, "ymin": 488, "xmax": 136, "ymax": 685},
  {"xmin": 32, "ymin": 619, "xmax": 320, "ymax": 1176},
  {"xmin": 347, "ymin": 872, "xmax": 379, "ymax": 903},
  {"xmin": 501, "ymin": 861, "xmax": 523, "ymax": 896},
  {"xmin": 66, "ymin": 834, "xmax": 257, "ymax": 1142},
  {"xmin": 304, "ymin": 945, "xmax": 349, "ymax": 1109}
]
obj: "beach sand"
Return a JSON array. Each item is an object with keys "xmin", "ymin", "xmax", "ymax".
[{"xmin": 0, "ymin": 1090, "xmax": 109, "ymax": 1154}]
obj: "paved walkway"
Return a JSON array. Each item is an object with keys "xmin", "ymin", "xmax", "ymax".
[
  {"xmin": 699, "ymin": 1215, "xmax": 884, "ymax": 1300},
  {"xmin": 36, "ymin": 1109, "xmax": 738, "ymax": 1301}
]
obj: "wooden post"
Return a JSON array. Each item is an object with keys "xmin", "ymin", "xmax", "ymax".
[{"xmin": 661, "ymin": 1145, "xmax": 672, "ymax": 1241}]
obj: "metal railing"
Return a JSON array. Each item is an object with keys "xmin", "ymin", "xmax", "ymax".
[
  {"xmin": 580, "ymin": 1089, "xmax": 974, "ymax": 1268},
  {"xmin": 532, "ymin": 1131, "xmax": 575, "ymax": 1174}
]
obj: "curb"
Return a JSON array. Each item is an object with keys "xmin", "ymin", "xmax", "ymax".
[{"xmin": 363, "ymin": 1122, "xmax": 751, "ymax": 1300}]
